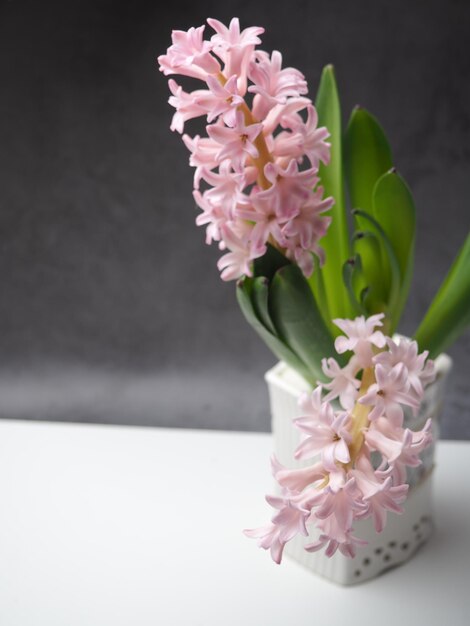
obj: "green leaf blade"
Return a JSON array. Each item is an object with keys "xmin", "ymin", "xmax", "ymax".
[
  {"xmin": 342, "ymin": 254, "xmax": 367, "ymax": 316},
  {"xmin": 414, "ymin": 233, "xmax": 470, "ymax": 357},
  {"xmin": 252, "ymin": 243, "xmax": 290, "ymax": 282},
  {"xmin": 345, "ymin": 106, "xmax": 393, "ymax": 214},
  {"xmin": 315, "ymin": 65, "xmax": 353, "ymax": 322},
  {"xmin": 251, "ymin": 277, "xmax": 276, "ymax": 334},
  {"xmin": 372, "ymin": 170, "xmax": 416, "ymax": 329},
  {"xmin": 352, "ymin": 230, "xmax": 388, "ymax": 310},
  {"xmin": 345, "ymin": 107, "xmax": 394, "ymax": 297},
  {"xmin": 269, "ymin": 265, "xmax": 338, "ymax": 382},
  {"xmin": 352, "ymin": 210, "xmax": 402, "ymax": 332},
  {"xmin": 236, "ymin": 278, "xmax": 314, "ymax": 384}
]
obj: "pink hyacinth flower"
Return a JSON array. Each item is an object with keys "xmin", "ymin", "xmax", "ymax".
[
  {"xmin": 158, "ymin": 25, "xmax": 220, "ymax": 81},
  {"xmin": 248, "ymin": 49, "xmax": 308, "ymax": 119},
  {"xmin": 314, "ymin": 477, "xmax": 363, "ymax": 532},
  {"xmin": 256, "ymin": 159, "xmax": 318, "ymax": 221},
  {"xmin": 193, "ymin": 189, "xmax": 225, "ymax": 244},
  {"xmin": 374, "ymin": 336, "xmax": 435, "ymax": 398},
  {"xmin": 321, "ymin": 356, "xmax": 361, "ymax": 410},
  {"xmin": 235, "ymin": 191, "xmax": 288, "ymax": 250},
  {"xmin": 366, "ymin": 417, "xmax": 433, "ymax": 469},
  {"xmin": 271, "ymin": 456, "xmax": 327, "ymax": 492},
  {"xmin": 182, "ymin": 134, "xmax": 219, "ymax": 187},
  {"xmin": 243, "ymin": 311, "xmax": 435, "ymax": 562},
  {"xmin": 305, "ymin": 526, "xmax": 367, "ymax": 558},
  {"xmin": 359, "ymin": 363, "xmax": 421, "ymax": 425},
  {"xmin": 294, "ymin": 399, "xmax": 352, "ymax": 470},
  {"xmin": 208, "ymin": 17, "xmax": 264, "ymax": 93},
  {"xmin": 243, "ymin": 490, "xmax": 313, "ymax": 564},
  {"xmin": 199, "ymin": 162, "xmax": 245, "ymax": 218},
  {"xmin": 298, "ymin": 385, "xmax": 323, "ymax": 414},
  {"xmin": 333, "ymin": 313, "xmax": 387, "ymax": 368},
  {"xmin": 262, "ymin": 96, "xmax": 312, "ymax": 135},
  {"xmin": 195, "ymin": 74, "xmax": 244, "ymax": 126},
  {"xmin": 281, "ymin": 189, "xmax": 333, "ymax": 267},
  {"xmin": 160, "ymin": 18, "xmax": 335, "ymax": 281},
  {"xmin": 352, "ymin": 456, "xmax": 408, "ymax": 532},
  {"xmin": 217, "ymin": 223, "xmax": 258, "ymax": 281},
  {"xmin": 207, "ymin": 111, "xmax": 263, "ymax": 170},
  {"xmin": 167, "ymin": 80, "xmax": 208, "ymax": 134},
  {"xmin": 243, "ymin": 523, "xmax": 286, "ymax": 564},
  {"xmin": 298, "ymin": 105, "xmax": 331, "ymax": 168}
]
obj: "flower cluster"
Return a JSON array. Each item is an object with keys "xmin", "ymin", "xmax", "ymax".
[
  {"xmin": 158, "ymin": 18, "xmax": 333, "ymax": 280},
  {"xmin": 244, "ymin": 313, "xmax": 435, "ymax": 562}
]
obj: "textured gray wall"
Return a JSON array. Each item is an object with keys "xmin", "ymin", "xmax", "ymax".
[{"xmin": 0, "ymin": 0, "xmax": 469, "ymax": 438}]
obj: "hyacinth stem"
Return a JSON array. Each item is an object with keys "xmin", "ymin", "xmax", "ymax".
[
  {"xmin": 240, "ymin": 102, "xmax": 273, "ymax": 189},
  {"xmin": 217, "ymin": 72, "xmax": 273, "ymax": 189},
  {"xmin": 217, "ymin": 72, "xmax": 281, "ymax": 254},
  {"xmin": 347, "ymin": 366, "xmax": 375, "ymax": 466}
]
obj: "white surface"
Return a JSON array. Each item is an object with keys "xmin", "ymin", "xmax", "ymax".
[{"xmin": 0, "ymin": 420, "xmax": 469, "ymax": 625}]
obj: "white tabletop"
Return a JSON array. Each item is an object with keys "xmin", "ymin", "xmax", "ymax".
[{"xmin": 0, "ymin": 420, "xmax": 468, "ymax": 626}]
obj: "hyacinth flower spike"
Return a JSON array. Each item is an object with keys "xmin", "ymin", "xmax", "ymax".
[
  {"xmin": 158, "ymin": 18, "xmax": 334, "ymax": 283},
  {"xmin": 244, "ymin": 314, "xmax": 435, "ymax": 562}
]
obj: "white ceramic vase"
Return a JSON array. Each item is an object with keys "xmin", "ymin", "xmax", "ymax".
[{"xmin": 264, "ymin": 352, "xmax": 453, "ymax": 585}]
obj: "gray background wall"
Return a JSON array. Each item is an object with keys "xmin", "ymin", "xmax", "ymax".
[{"xmin": 0, "ymin": 0, "xmax": 469, "ymax": 438}]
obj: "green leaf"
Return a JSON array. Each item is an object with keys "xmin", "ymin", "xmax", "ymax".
[
  {"xmin": 308, "ymin": 254, "xmax": 334, "ymax": 334},
  {"xmin": 345, "ymin": 107, "xmax": 393, "ymax": 298},
  {"xmin": 372, "ymin": 170, "xmax": 416, "ymax": 329},
  {"xmin": 345, "ymin": 106, "xmax": 393, "ymax": 214},
  {"xmin": 352, "ymin": 210, "xmax": 401, "ymax": 332},
  {"xmin": 269, "ymin": 265, "xmax": 338, "ymax": 382},
  {"xmin": 414, "ymin": 233, "xmax": 470, "ymax": 358},
  {"xmin": 236, "ymin": 278, "xmax": 314, "ymax": 384},
  {"xmin": 253, "ymin": 244, "xmax": 290, "ymax": 281},
  {"xmin": 251, "ymin": 277, "xmax": 276, "ymax": 334},
  {"xmin": 352, "ymin": 230, "xmax": 387, "ymax": 310},
  {"xmin": 342, "ymin": 254, "xmax": 367, "ymax": 315},
  {"xmin": 314, "ymin": 65, "xmax": 353, "ymax": 322}
]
